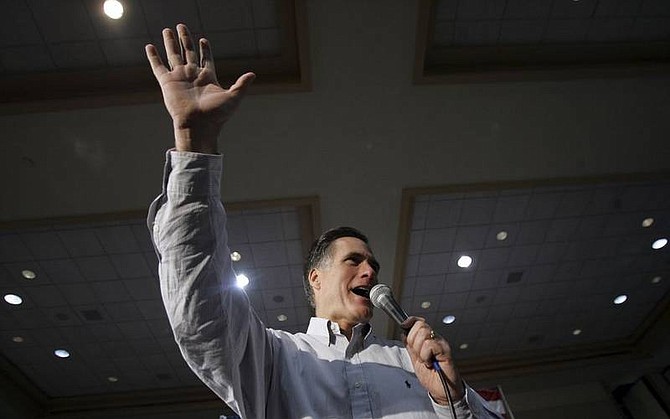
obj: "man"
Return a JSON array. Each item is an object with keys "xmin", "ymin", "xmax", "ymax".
[{"xmin": 146, "ymin": 24, "xmax": 502, "ymax": 418}]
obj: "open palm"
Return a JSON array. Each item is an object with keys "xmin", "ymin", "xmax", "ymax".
[{"xmin": 145, "ymin": 24, "xmax": 255, "ymax": 153}]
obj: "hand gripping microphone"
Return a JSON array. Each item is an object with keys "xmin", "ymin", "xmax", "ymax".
[{"xmin": 369, "ymin": 284, "xmax": 458, "ymax": 418}]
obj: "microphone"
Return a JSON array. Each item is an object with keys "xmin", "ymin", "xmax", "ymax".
[{"xmin": 369, "ymin": 283, "xmax": 409, "ymax": 327}]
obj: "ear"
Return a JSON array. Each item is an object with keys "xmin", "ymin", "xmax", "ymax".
[{"xmin": 308, "ymin": 268, "xmax": 321, "ymax": 291}]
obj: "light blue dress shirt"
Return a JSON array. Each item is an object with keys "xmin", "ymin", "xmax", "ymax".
[{"xmin": 148, "ymin": 151, "xmax": 502, "ymax": 419}]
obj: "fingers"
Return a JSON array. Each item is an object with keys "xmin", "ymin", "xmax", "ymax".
[
  {"xmin": 229, "ymin": 72, "xmax": 256, "ymax": 96},
  {"xmin": 405, "ymin": 317, "xmax": 444, "ymax": 369},
  {"xmin": 162, "ymin": 27, "xmax": 183, "ymax": 69},
  {"xmin": 177, "ymin": 24, "xmax": 198, "ymax": 65},
  {"xmin": 199, "ymin": 38, "xmax": 214, "ymax": 71},
  {"xmin": 145, "ymin": 44, "xmax": 168, "ymax": 78}
]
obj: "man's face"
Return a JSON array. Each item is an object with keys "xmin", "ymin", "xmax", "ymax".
[{"xmin": 311, "ymin": 237, "xmax": 379, "ymax": 327}]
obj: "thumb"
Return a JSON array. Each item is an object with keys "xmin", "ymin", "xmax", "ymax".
[{"xmin": 229, "ymin": 72, "xmax": 256, "ymax": 95}]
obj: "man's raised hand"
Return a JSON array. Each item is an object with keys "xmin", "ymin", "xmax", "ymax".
[{"xmin": 145, "ymin": 24, "xmax": 255, "ymax": 153}]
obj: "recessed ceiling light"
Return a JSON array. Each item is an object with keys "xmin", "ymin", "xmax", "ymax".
[
  {"xmin": 3, "ymin": 294, "xmax": 23, "ymax": 305},
  {"xmin": 459, "ymin": 343, "xmax": 468, "ymax": 349},
  {"xmin": 457, "ymin": 255, "xmax": 473, "ymax": 268},
  {"xmin": 572, "ymin": 329, "xmax": 582, "ymax": 336},
  {"xmin": 651, "ymin": 276, "xmax": 662, "ymax": 284},
  {"xmin": 420, "ymin": 301, "xmax": 431, "ymax": 309},
  {"xmin": 54, "ymin": 349, "xmax": 70, "ymax": 358},
  {"xmin": 230, "ymin": 251, "xmax": 242, "ymax": 262},
  {"xmin": 277, "ymin": 314, "xmax": 288, "ymax": 322},
  {"xmin": 236, "ymin": 274, "xmax": 249, "ymax": 289},
  {"xmin": 21, "ymin": 270, "xmax": 36, "ymax": 279},
  {"xmin": 103, "ymin": 0, "xmax": 124, "ymax": 19},
  {"xmin": 641, "ymin": 218, "xmax": 654, "ymax": 228},
  {"xmin": 613, "ymin": 294, "xmax": 628, "ymax": 305},
  {"xmin": 107, "ymin": 376, "xmax": 118, "ymax": 383},
  {"xmin": 496, "ymin": 231, "xmax": 508, "ymax": 241},
  {"xmin": 442, "ymin": 315, "xmax": 456, "ymax": 325},
  {"xmin": 12, "ymin": 336, "xmax": 24, "ymax": 343},
  {"xmin": 652, "ymin": 238, "xmax": 668, "ymax": 250}
]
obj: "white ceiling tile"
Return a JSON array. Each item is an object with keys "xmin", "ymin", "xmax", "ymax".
[
  {"xmin": 511, "ymin": 301, "xmax": 539, "ymax": 318},
  {"xmin": 206, "ymin": 29, "xmax": 256, "ymax": 58},
  {"xmin": 495, "ymin": 286, "xmax": 522, "ymax": 305},
  {"xmin": 251, "ymin": 241, "xmax": 287, "ymax": 268},
  {"xmin": 493, "ymin": 195, "xmax": 529, "ymax": 223},
  {"xmin": 103, "ymin": 302, "xmax": 142, "ymax": 322},
  {"xmin": 0, "ymin": 44, "xmax": 54, "ymax": 73},
  {"xmin": 499, "ymin": 20, "xmax": 545, "ymax": 44},
  {"xmin": 262, "ymin": 288, "xmax": 295, "ymax": 310},
  {"xmin": 0, "ymin": 234, "xmax": 33, "ymax": 262},
  {"xmin": 417, "ymin": 252, "xmax": 451, "ymax": 275},
  {"xmin": 471, "ymin": 270, "xmax": 503, "ymax": 290},
  {"xmin": 111, "ymin": 253, "xmax": 151, "ymax": 279},
  {"xmin": 227, "ymin": 215, "xmax": 249, "ymax": 244},
  {"xmin": 459, "ymin": 198, "xmax": 497, "ymax": 225},
  {"xmin": 96, "ymin": 226, "xmax": 140, "ymax": 254},
  {"xmin": 575, "ymin": 215, "xmax": 608, "ymax": 239},
  {"xmin": 22, "ymin": 285, "xmax": 68, "ymax": 307},
  {"xmin": 404, "ymin": 255, "xmax": 419, "ymax": 277},
  {"xmin": 535, "ymin": 242, "xmax": 567, "ymax": 265},
  {"xmin": 58, "ymin": 283, "xmax": 97, "ymax": 305},
  {"xmin": 555, "ymin": 190, "xmax": 593, "ymax": 217},
  {"xmin": 285, "ymin": 240, "xmax": 303, "ymax": 265},
  {"xmin": 516, "ymin": 220, "xmax": 550, "ymax": 245},
  {"xmin": 525, "ymin": 264, "xmax": 557, "ymax": 284},
  {"xmin": 42, "ymin": 306, "xmax": 82, "ymax": 327},
  {"xmin": 132, "ymin": 224, "xmax": 154, "ymax": 251},
  {"xmin": 457, "ymin": 0, "xmax": 506, "ymax": 19},
  {"xmin": 116, "ymin": 320, "xmax": 152, "ymax": 340},
  {"xmin": 252, "ymin": 0, "xmax": 279, "ymax": 28},
  {"xmin": 588, "ymin": 18, "xmax": 635, "ymax": 42},
  {"xmin": 281, "ymin": 211, "xmax": 301, "ymax": 240},
  {"xmin": 252, "ymin": 265, "xmax": 292, "ymax": 289},
  {"xmin": 422, "ymin": 228, "xmax": 456, "ymax": 253},
  {"xmin": 91, "ymin": 280, "xmax": 131, "ymax": 303},
  {"xmin": 141, "ymin": 0, "xmax": 202, "ymax": 35},
  {"xmin": 75, "ymin": 256, "xmax": 118, "ymax": 281},
  {"xmin": 454, "ymin": 20, "xmax": 501, "ymax": 45},
  {"xmin": 460, "ymin": 307, "xmax": 489, "ymax": 324},
  {"xmin": 408, "ymin": 231, "xmax": 424, "ymax": 255},
  {"xmin": 28, "ymin": 0, "xmax": 96, "ymax": 42},
  {"xmin": 426, "ymin": 200, "xmax": 462, "ymax": 229},
  {"xmin": 413, "ymin": 274, "xmax": 445, "ymax": 295},
  {"xmin": 551, "ymin": 0, "xmax": 598, "ymax": 18},
  {"xmin": 123, "ymin": 277, "xmax": 160, "ymax": 301},
  {"xmin": 545, "ymin": 218, "xmax": 579, "ymax": 242},
  {"xmin": 507, "ymin": 245, "xmax": 539, "ymax": 267},
  {"xmin": 438, "ymin": 292, "xmax": 469, "ymax": 311},
  {"xmin": 256, "ymin": 27, "xmax": 280, "ymax": 56},
  {"xmin": 58, "ymin": 230, "xmax": 104, "ymax": 257},
  {"xmin": 544, "ymin": 19, "xmax": 590, "ymax": 43},
  {"xmin": 594, "ymin": 0, "xmax": 643, "ymax": 16},
  {"xmin": 478, "ymin": 248, "xmax": 511, "ymax": 270},
  {"xmin": 0, "ymin": 0, "xmax": 42, "ymax": 47},
  {"xmin": 198, "ymin": 0, "xmax": 254, "ymax": 31},
  {"xmin": 444, "ymin": 272, "xmax": 474, "ymax": 293},
  {"xmin": 39, "ymin": 259, "xmax": 84, "ymax": 284},
  {"xmin": 453, "ymin": 225, "xmax": 489, "ymax": 251},
  {"xmin": 100, "ymin": 38, "xmax": 148, "ymax": 66},
  {"xmin": 246, "ymin": 213, "xmax": 284, "ymax": 242},
  {"xmin": 504, "ymin": 0, "xmax": 553, "ymax": 18},
  {"xmin": 19, "ymin": 231, "xmax": 68, "ymax": 259},
  {"xmin": 50, "ymin": 41, "xmax": 106, "ymax": 69}
]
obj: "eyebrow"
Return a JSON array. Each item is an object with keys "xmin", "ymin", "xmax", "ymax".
[{"xmin": 343, "ymin": 251, "xmax": 380, "ymax": 273}]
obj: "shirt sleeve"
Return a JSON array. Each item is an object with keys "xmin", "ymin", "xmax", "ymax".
[
  {"xmin": 430, "ymin": 384, "xmax": 505, "ymax": 419},
  {"xmin": 147, "ymin": 150, "xmax": 273, "ymax": 419}
]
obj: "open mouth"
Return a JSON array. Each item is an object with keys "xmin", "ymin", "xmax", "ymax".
[{"xmin": 350, "ymin": 286, "xmax": 371, "ymax": 299}]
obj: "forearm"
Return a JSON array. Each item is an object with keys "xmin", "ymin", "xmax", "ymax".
[
  {"xmin": 148, "ymin": 151, "xmax": 271, "ymax": 415},
  {"xmin": 431, "ymin": 384, "xmax": 505, "ymax": 419}
]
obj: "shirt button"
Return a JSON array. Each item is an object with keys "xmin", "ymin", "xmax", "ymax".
[{"xmin": 354, "ymin": 382, "xmax": 362, "ymax": 388}]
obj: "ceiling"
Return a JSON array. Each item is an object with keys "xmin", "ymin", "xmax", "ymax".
[{"xmin": 1, "ymin": 0, "xmax": 669, "ymax": 417}]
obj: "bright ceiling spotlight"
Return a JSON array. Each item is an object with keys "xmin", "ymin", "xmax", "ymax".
[
  {"xmin": 103, "ymin": 0, "xmax": 124, "ymax": 19},
  {"xmin": 277, "ymin": 314, "xmax": 288, "ymax": 322},
  {"xmin": 457, "ymin": 255, "xmax": 473, "ymax": 268},
  {"xmin": 613, "ymin": 294, "xmax": 628, "ymax": 305},
  {"xmin": 496, "ymin": 231, "xmax": 508, "ymax": 241},
  {"xmin": 652, "ymin": 238, "xmax": 668, "ymax": 250},
  {"xmin": 236, "ymin": 274, "xmax": 249, "ymax": 289},
  {"xmin": 459, "ymin": 343, "xmax": 468, "ymax": 349},
  {"xmin": 651, "ymin": 276, "xmax": 662, "ymax": 284},
  {"xmin": 230, "ymin": 251, "xmax": 242, "ymax": 262},
  {"xmin": 442, "ymin": 315, "xmax": 456, "ymax": 325},
  {"xmin": 54, "ymin": 349, "xmax": 70, "ymax": 358},
  {"xmin": 420, "ymin": 301, "xmax": 431, "ymax": 309},
  {"xmin": 641, "ymin": 217, "xmax": 654, "ymax": 228},
  {"xmin": 107, "ymin": 376, "xmax": 119, "ymax": 382},
  {"xmin": 12, "ymin": 336, "xmax": 24, "ymax": 343},
  {"xmin": 3, "ymin": 294, "xmax": 23, "ymax": 305},
  {"xmin": 21, "ymin": 270, "xmax": 36, "ymax": 279},
  {"xmin": 572, "ymin": 329, "xmax": 582, "ymax": 336}
]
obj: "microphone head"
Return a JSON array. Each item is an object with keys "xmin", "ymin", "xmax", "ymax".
[{"xmin": 369, "ymin": 283, "xmax": 392, "ymax": 309}]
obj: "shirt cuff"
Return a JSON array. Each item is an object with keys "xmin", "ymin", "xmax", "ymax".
[{"xmin": 165, "ymin": 150, "xmax": 223, "ymax": 198}]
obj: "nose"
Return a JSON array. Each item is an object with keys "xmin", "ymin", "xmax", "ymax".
[{"xmin": 359, "ymin": 260, "xmax": 376, "ymax": 280}]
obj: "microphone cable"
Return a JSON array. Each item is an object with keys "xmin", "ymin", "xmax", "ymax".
[{"xmin": 432, "ymin": 360, "xmax": 457, "ymax": 419}]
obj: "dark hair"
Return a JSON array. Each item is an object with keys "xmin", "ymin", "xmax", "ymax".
[{"xmin": 303, "ymin": 226, "xmax": 371, "ymax": 308}]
